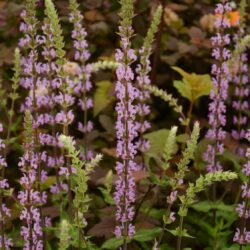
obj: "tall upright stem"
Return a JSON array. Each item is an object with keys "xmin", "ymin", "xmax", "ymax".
[
  {"xmin": 176, "ymin": 216, "xmax": 184, "ymax": 250},
  {"xmin": 151, "ymin": 0, "xmax": 165, "ymax": 84}
]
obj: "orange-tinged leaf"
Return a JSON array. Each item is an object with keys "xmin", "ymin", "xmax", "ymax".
[
  {"xmin": 133, "ymin": 170, "xmax": 150, "ymax": 182},
  {"xmin": 216, "ymin": 11, "xmax": 240, "ymax": 27},
  {"xmin": 84, "ymin": 10, "xmax": 105, "ymax": 22}
]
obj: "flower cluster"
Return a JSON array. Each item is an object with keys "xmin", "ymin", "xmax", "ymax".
[
  {"xmin": 39, "ymin": 10, "xmax": 64, "ymax": 149},
  {"xmin": 231, "ymin": 29, "xmax": 249, "ymax": 155},
  {"xmin": 113, "ymin": 0, "xmax": 139, "ymax": 238},
  {"xmin": 19, "ymin": 0, "xmax": 40, "ymax": 112},
  {"xmin": 19, "ymin": 1, "xmax": 50, "ymax": 247},
  {"xmin": 135, "ymin": 49, "xmax": 152, "ymax": 153},
  {"xmin": 69, "ymin": 0, "xmax": 93, "ymax": 160},
  {"xmin": 18, "ymin": 111, "xmax": 50, "ymax": 250},
  {"xmin": 234, "ymin": 130, "xmax": 250, "ymax": 245},
  {"xmin": 39, "ymin": 0, "xmax": 76, "ymax": 194},
  {"xmin": 135, "ymin": 6, "xmax": 162, "ymax": 157},
  {"xmin": 203, "ymin": 1, "xmax": 232, "ymax": 172},
  {"xmin": 114, "ymin": 27, "xmax": 138, "ymax": 238},
  {"xmin": 0, "ymin": 124, "xmax": 12, "ymax": 250}
]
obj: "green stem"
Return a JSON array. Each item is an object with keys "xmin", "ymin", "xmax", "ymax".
[
  {"xmin": 63, "ymin": 122, "xmax": 73, "ymax": 219},
  {"xmin": 133, "ymin": 184, "xmax": 155, "ymax": 223},
  {"xmin": 150, "ymin": 0, "xmax": 165, "ymax": 84},
  {"xmin": 158, "ymin": 203, "xmax": 172, "ymax": 245},
  {"xmin": 185, "ymin": 101, "xmax": 193, "ymax": 135},
  {"xmin": 176, "ymin": 216, "xmax": 184, "ymax": 250}
]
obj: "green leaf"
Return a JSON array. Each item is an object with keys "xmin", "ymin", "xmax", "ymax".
[
  {"xmin": 173, "ymin": 80, "xmax": 192, "ymax": 101},
  {"xmin": 221, "ymin": 150, "xmax": 246, "ymax": 182},
  {"xmin": 176, "ymin": 133, "xmax": 189, "ymax": 143},
  {"xmin": 102, "ymin": 237, "xmax": 129, "ymax": 249},
  {"xmin": 133, "ymin": 227, "xmax": 162, "ymax": 242},
  {"xmin": 172, "ymin": 66, "xmax": 212, "ymax": 102},
  {"xmin": 224, "ymin": 244, "xmax": 250, "ymax": 250},
  {"xmin": 167, "ymin": 228, "xmax": 194, "ymax": 238},
  {"xmin": 98, "ymin": 187, "xmax": 115, "ymax": 205},
  {"xmin": 191, "ymin": 200, "xmax": 212, "ymax": 213},
  {"xmin": 144, "ymin": 129, "xmax": 177, "ymax": 157},
  {"xmin": 41, "ymin": 176, "xmax": 57, "ymax": 190},
  {"xmin": 3, "ymin": 188, "xmax": 14, "ymax": 197},
  {"xmin": 187, "ymin": 214, "xmax": 215, "ymax": 237},
  {"xmin": 94, "ymin": 81, "xmax": 114, "ymax": 117},
  {"xmin": 99, "ymin": 115, "xmax": 115, "ymax": 134},
  {"xmin": 10, "ymin": 115, "xmax": 22, "ymax": 132},
  {"xmin": 150, "ymin": 174, "xmax": 169, "ymax": 187},
  {"xmin": 148, "ymin": 208, "xmax": 165, "ymax": 220},
  {"xmin": 202, "ymin": 201, "xmax": 231, "ymax": 215}
]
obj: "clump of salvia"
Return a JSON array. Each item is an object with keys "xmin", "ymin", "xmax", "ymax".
[{"xmin": 0, "ymin": 0, "xmax": 249, "ymax": 249}]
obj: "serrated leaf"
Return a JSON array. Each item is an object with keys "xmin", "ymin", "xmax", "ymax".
[
  {"xmin": 143, "ymin": 128, "xmax": 178, "ymax": 168},
  {"xmin": 150, "ymin": 174, "xmax": 169, "ymax": 187},
  {"xmin": 3, "ymin": 188, "xmax": 14, "ymax": 197},
  {"xmin": 133, "ymin": 227, "xmax": 162, "ymax": 242},
  {"xmin": 172, "ymin": 66, "xmax": 212, "ymax": 102},
  {"xmin": 144, "ymin": 129, "xmax": 170, "ymax": 156},
  {"xmin": 102, "ymin": 237, "xmax": 130, "ymax": 249},
  {"xmin": 173, "ymin": 79, "xmax": 192, "ymax": 101},
  {"xmin": 94, "ymin": 81, "xmax": 113, "ymax": 117}
]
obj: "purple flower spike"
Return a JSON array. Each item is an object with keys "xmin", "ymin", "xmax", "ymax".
[
  {"xmin": 69, "ymin": 0, "xmax": 93, "ymax": 160},
  {"xmin": 231, "ymin": 30, "xmax": 249, "ymax": 156},
  {"xmin": 0, "ymin": 124, "xmax": 13, "ymax": 250},
  {"xmin": 234, "ymin": 130, "xmax": 250, "ymax": 245},
  {"xmin": 203, "ymin": 1, "xmax": 232, "ymax": 172},
  {"xmin": 114, "ymin": 22, "xmax": 139, "ymax": 238},
  {"xmin": 135, "ymin": 48, "xmax": 152, "ymax": 159},
  {"xmin": 18, "ymin": 112, "xmax": 48, "ymax": 249},
  {"xmin": 19, "ymin": 2, "xmax": 50, "ymax": 248}
]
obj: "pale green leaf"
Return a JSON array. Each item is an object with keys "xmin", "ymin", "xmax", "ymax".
[
  {"xmin": 94, "ymin": 81, "xmax": 114, "ymax": 117},
  {"xmin": 173, "ymin": 79, "xmax": 192, "ymax": 101},
  {"xmin": 172, "ymin": 66, "xmax": 212, "ymax": 102},
  {"xmin": 144, "ymin": 129, "xmax": 174, "ymax": 156},
  {"xmin": 167, "ymin": 229, "xmax": 194, "ymax": 238},
  {"xmin": 133, "ymin": 227, "xmax": 162, "ymax": 242},
  {"xmin": 102, "ymin": 237, "xmax": 130, "ymax": 249}
]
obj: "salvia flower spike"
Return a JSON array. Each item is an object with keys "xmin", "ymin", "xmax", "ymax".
[
  {"xmin": 231, "ymin": 0, "xmax": 249, "ymax": 156},
  {"xmin": 0, "ymin": 124, "xmax": 12, "ymax": 250},
  {"xmin": 114, "ymin": 0, "xmax": 139, "ymax": 240},
  {"xmin": 135, "ymin": 5, "xmax": 162, "ymax": 157},
  {"xmin": 203, "ymin": 1, "xmax": 232, "ymax": 172},
  {"xmin": 69, "ymin": 0, "xmax": 93, "ymax": 160},
  {"xmin": 234, "ymin": 129, "xmax": 250, "ymax": 245},
  {"xmin": 18, "ymin": 111, "xmax": 47, "ymax": 249}
]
